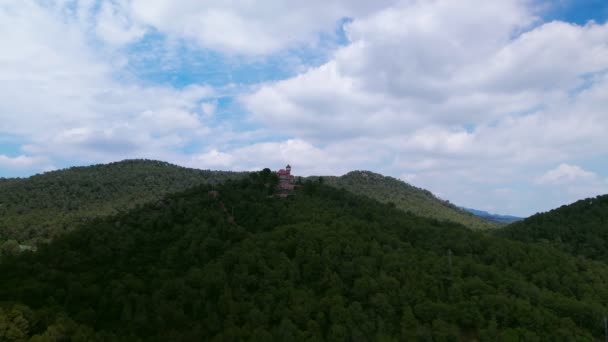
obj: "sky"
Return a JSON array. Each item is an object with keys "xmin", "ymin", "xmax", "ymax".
[{"xmin": 1, "ymin": 0, "xmax": 607, "ymax": 216}]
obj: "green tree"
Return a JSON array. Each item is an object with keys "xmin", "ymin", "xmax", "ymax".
[{"xmin": 0, "ymin": 240, "xmax": 20, "ymax": 258}]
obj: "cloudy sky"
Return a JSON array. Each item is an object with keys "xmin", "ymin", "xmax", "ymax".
[{"xmin": 1, "ymin": 0, "xmax": 607, "ymax": 216}]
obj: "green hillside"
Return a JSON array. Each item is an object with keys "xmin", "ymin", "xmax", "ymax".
[
  {"xmin": 318, "ymin": 171, "xmax": 497, "ymax": 230},
  {"xmin": 497, "ymin": 194, "xmax": 608, "ymax": 262},
  {"xmin": 0, "ymin": 159, "xmax": 245, "ymax": 245},
  {"xmin": 1, "ymin": 171, "xmax": 607, "ymax": 340},
  {"xmin": 0, "ymin": 163, "xmax": 496, "ymax": 248}
]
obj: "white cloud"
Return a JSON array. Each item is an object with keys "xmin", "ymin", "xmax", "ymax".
[
  {"xmin": 0, "ymin": 1, "xmax": 218, "ymax": 164},
  {"xmin": 95, "ymin": 0, "xmax": 145, "ymax": 46},
  {"xmin": 200, "ymin": 101, "xmax": 218, "ymax": 117},
  {"xmin": 537, "ymin": 163, "xmax": 598, "ymax": 185},
  {"xmin": 0, "ymin": 155, "xmax": 53, "ymax": 171},
  {"xmin": 137, "ymin": 107, "xmax": 207, "ymax": 135},
  {"xmin": 243, "ymin": 2, "xmax": 608, "ymax": 150},
  {"xmin": 399, "ymin": 173, "xmax": 418, "ymax": 183},
  {"xmin": 189, "ymin": 149, "xmax": 235, "ymax": 170},
  {"xmin": 534, "ymin": 164, "xmax": 608, "ymax": 210},
  {"xmin": 129, "ymin": 0, "xmax": 393, "ymax": 55}
]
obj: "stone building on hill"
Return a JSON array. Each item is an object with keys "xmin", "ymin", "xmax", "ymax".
[{"xmin": 277, "ymin": 164, "xmax": 295, "ymax": 196}]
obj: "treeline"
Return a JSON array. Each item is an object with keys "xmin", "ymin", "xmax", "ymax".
[
  {"xmin": 0, "ymin": 159, "xmax": 245, "ymax": 245},
  {"xmin": 1, "ymin": 170, "xmax": 607, "ymax": 340}
]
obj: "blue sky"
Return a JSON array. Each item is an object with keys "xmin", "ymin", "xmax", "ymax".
[
  {"xmin": 1, "ymin": 0, "xmax": 608, "ymax": 216},
  {"xmin": 544, "ymin": 0, "xmax": 608, "ymax": 24}
]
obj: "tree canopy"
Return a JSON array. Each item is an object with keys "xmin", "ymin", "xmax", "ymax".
[
  {"xmin": 497, "ymin": 194, "xmax": 608, "ymax": 263},
  {"xmin": 1, "ymin": 171, "xmax": 607, "ymax": 340},
  {"xmin": 0, "ymin": 159, "xmax": 245, "ymax": 245},
  {"xmin": 315, "ymin": 171, "xmax": 497, "ymax": 230}
]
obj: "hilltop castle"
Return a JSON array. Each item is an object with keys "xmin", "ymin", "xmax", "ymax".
[{"xmin": 277, "ymin": 164, "xmax": 295, "ymax": 196}]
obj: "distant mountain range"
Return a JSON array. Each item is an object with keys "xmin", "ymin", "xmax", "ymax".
[{"xmin": 461, "ymin": 207, "xmax": 523, "ymax": 225}]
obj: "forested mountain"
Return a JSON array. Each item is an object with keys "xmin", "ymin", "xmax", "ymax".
[
  {"xmin": 318, "ymin": 171, "xmax": 497, "ymax": 230},
  {"xmin": 497, "ymin": 194, "xmax": 608, "ymax": 262},
  {"xmin": 0, "ymin": 162, "xmax": 496, "ymax": 247},
  {"xmin": 1, "ymin": 171, "xmax": 608, "ymax": 340},
  {"xmin": 0, "ymin": 160, "xmax": 245, "ymax": 245},
  {"xmin": 462, "ymin": 208, "xmax": 523, "ymax": 225}
]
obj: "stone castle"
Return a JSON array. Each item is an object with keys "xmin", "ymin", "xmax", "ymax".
[{"xmin": 276, "ymin": 164, "xmax": 295, "ymax": 196}]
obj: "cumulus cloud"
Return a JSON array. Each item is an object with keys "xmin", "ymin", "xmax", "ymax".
[
  {"xmin": 243, "ymin": 2, "xmax": 608, "ymax": 150},
  {"xmin": 537, "ymin": 163, "xmax": 596, "ymax": 185},
  {"xmin": 0, "ymin": 1, "xmax": 217, "ymax": 165},
  {"xmin": 200, "ymin": 101, "xmax": 218, "ymax": 117},
  {"xmin": 95, "ymin": 0, "xmax": 146, "ymax": 46},
  {"xmin": 128, "ymin": 0, "xmax": 393, "ymax": 55},
  {"xmin": 187, "ymin": 149, "xmax": 236, "ymax": 170},
  {"xmin": 534, "ymin": 164, "xmax": 608, "ymax": 210},
  {"xmin": 242, "ymin": 1, "xmax": 536, "ymax": 137},
  {"xmin": 0, "ymin": 155, "xmax": 54, "ymax": 172}
]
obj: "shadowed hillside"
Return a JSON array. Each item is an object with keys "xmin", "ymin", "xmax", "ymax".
[{"xmin": 497, "ymin": 194, "xmax": 608, "ymax": 262}]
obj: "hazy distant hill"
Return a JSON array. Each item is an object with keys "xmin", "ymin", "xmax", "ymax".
[
  {"xmin": 461, "ymin": 208, "xmax": 523, "ymax": 225},
  {"xmin": 317, "ymin": 171, "xmax": 497, "ymax": 230},
  {"xmin": 0, "ymin": 159, "xmax": 246, "ymax": 244},
  {"xmin": 1, "ymin": 171, "xmax": 606, "ymax": 340},
  {"xmin": 497, "ymin": 194, "xmax": 608, "ymax": 262}
]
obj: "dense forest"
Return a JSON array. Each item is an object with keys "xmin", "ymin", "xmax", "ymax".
[
  {"xmin": 497, "ymin": 195, "xmax": 608, "ymax": 263},
  {"xmin": 317, "ymin": 171, "xmax": 496, "ymax": 230},
  {"xmin": 0, "ymin": 160, "xmax": 245, "ymax": 245},
  {"xmin": 1, "ymin": 170, "xmax": 608, "ymax": 340},
  {"xmin": 0, "ymin": 161, "xmax": 497, "ymax": 248}
]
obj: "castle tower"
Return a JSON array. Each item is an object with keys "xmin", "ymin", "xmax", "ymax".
[{"xmin": 276, "ymin": 164, "xmax": 295, "ymax": 196}]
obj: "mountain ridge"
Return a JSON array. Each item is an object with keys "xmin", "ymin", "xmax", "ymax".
[
  {"xmin": 496, "ymin": 194, "xmax": 608, "ymax": 262},
  {"xmin": 316, "ymin": 170, "xmax": 497, "ymax": 230},
  {"xmin": 0, "ymin": 159, "xmax": 246, "ymax": 244},
  {"xmin": 1, "ymin": 161, "xmax": 495, "ymax": 246}
]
